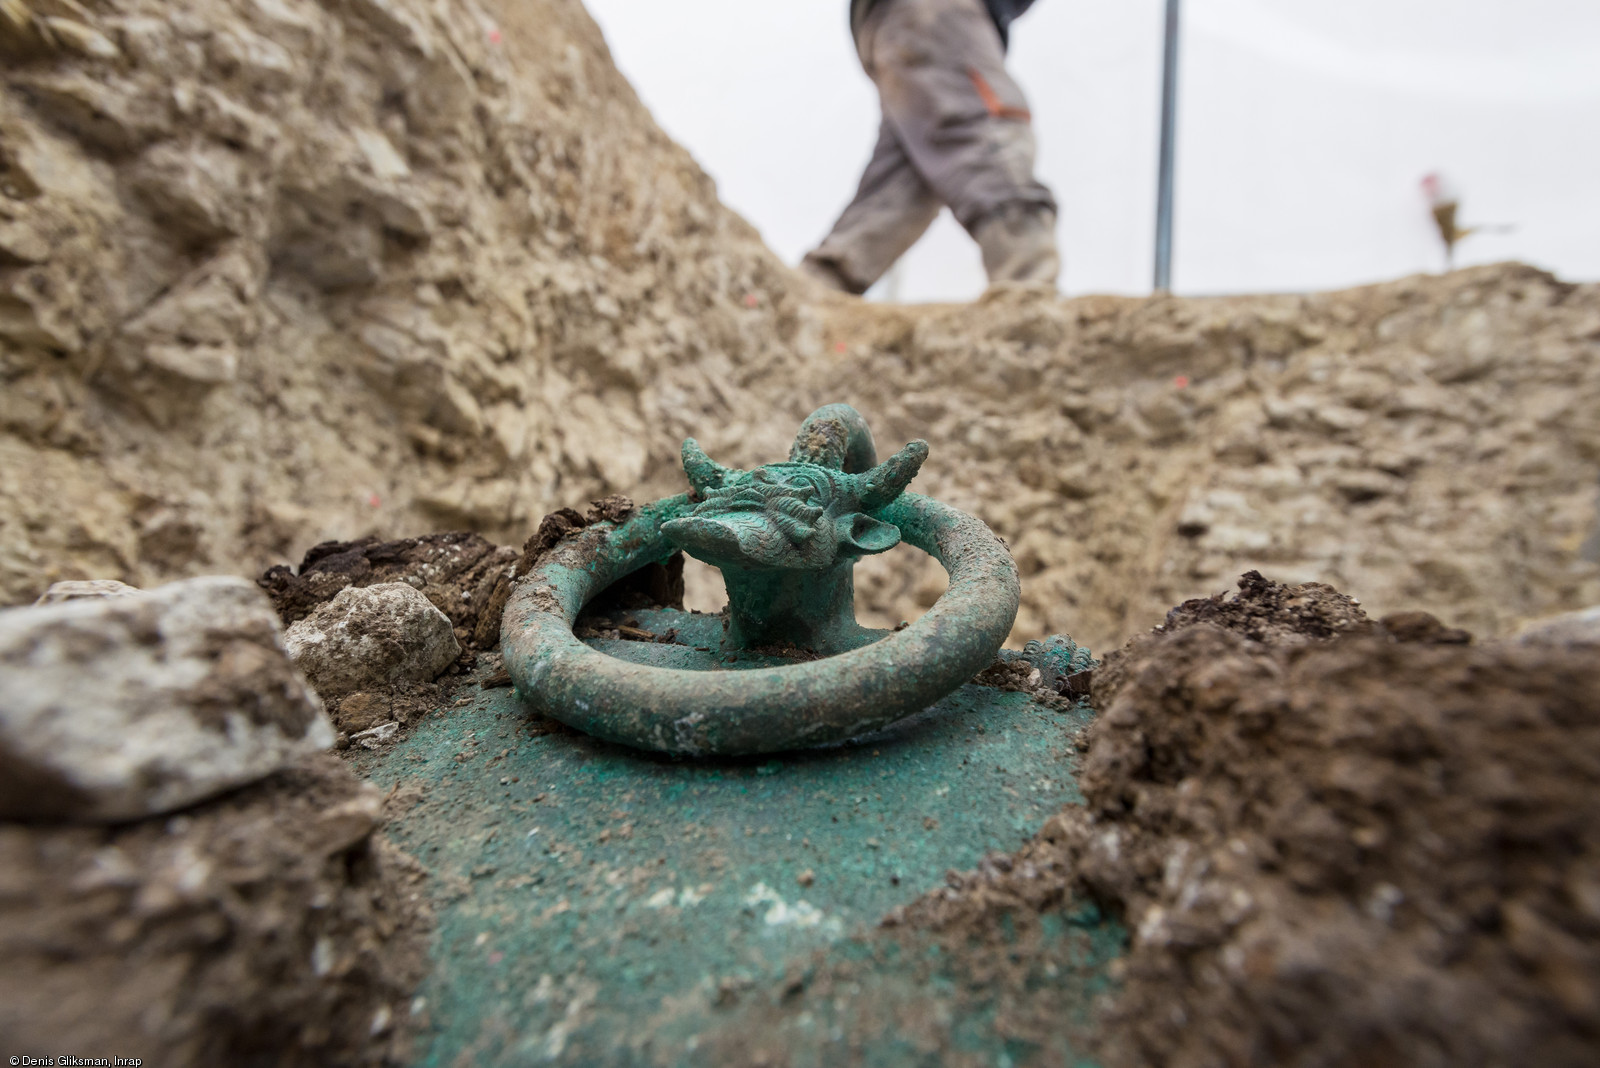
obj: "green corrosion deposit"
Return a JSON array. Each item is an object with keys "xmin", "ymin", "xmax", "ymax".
[
  {"xmin": 360, "ymin": 659, "xmax": 1122, "ymax": 1067},
  {"xmin": 501, "ymin": 403, "xmax": 1024, "ymax": 755},
  {"xmin": 357, "ymin": 405, "xmax": 1124, "ymax": 1064}
]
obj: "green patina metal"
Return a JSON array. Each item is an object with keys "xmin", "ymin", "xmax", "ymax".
[
  {"xmin": 1015, "ymin": 635, "xmax": 1098, "ymax": 686},
  {"xmin": 360, "ymin": 662, "xmax": 1121, "ymax": 1067},
  {"xmin": 666, "ymin": 402, "xmax": 927, "ymax": 654},
  {"xmin": 502, "ymin": 404, "xmax": 1023, "ymax": 755},
  {"xmin": 371, "ymin": 403, "xmax": 1126, "ymax": 1065}
]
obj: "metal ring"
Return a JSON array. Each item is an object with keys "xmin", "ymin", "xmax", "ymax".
[{"xmin": 501, "ymin": 492, "xmax": 1020, "ymax": 755}]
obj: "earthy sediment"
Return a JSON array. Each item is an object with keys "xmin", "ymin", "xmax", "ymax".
[
  {"xmin": 0, "ymin": 753, "xmax": 432, "ymax": 1065},
  {"xmin": 901, "ymin": 574, "xmax": 1600, "ymax": 1068},
  {"xmin": 1, "ymin": 0, "xmax": 805, "ymax": 608}
]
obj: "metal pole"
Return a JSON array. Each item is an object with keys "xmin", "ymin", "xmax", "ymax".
[{"xmin": 1153, "ymin": 0, "xmax": 1181, "ymax": 293}]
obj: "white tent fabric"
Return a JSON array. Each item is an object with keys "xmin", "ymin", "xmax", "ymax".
[{"xmin": 586, "ymin": 0, "xmax": 1600, "ymax": 300}]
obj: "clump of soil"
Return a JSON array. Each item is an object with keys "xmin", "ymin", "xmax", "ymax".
[
  {"xmin": 258, "ymin": 531, "xmax": 518, "ymax": 649},
  {"xmin": 0, "ymin": 753, "xmax": 432, "ymax": 1065},
  {"xmin": 520, "ymin": 496, "xmax": 688, "ymax": 623},
  {"xmin": 1159, "ymin": 568, "xmax": 1373, "ymax": 643},
  {"xmin": 903, "ymin": 573, "xmax": 1600, "ymax": 1068},
  {"xmin": 515, "ymin": 495, "xmax": 642, "ymax": 574},
  {"xmin": 325, "ymin": 680, "xmax": 455, "ymax": 741},
  {"xmin": 259, "ymin": 532, "xmax": 518, "ymax": 741},
  {"xmin": 259, "ymin": 534, "xmax": 512, "ymax": 751},
  {"xmin": 285, "ymin": 502, "xmax": 684, "ymax": 742}
]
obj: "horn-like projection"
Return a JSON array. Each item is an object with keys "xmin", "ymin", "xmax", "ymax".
[
  {"xmin": 681, "ymin": 438, "xmax": 739, "ymax": 495},
  {"xmin": 789, "ymin": 403, "xmax": 878, "ymax": 472},
  {"xmin": 854, "ymin": 440, "xmax": 929, "ymax": 512}
]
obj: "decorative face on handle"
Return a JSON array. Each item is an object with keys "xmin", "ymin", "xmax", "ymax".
[
  {"xmin": 662, "ymin": 460, "xmax": 915, "ymax": 572},
  {"xmin": 657, "ymin": 406, "xmax": 929, "ymax": 653}
]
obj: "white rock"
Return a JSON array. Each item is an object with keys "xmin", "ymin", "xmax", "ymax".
[
  {"xmin": 33, "ymin": 579, "xmax": 143, "ymax": 605},
  {"xmin": 0, "ymin": 576, "xmax": 334, "ymax": 822},
  {"xmin": 284, "ymin": 582, "xmax": 460, "ymax": 698},
  {"xmin": 40, "ymin": 18, "xmax": 123, "ymax": 60},
  {"xmin": 352, "ymin": 721, "xmax": 399, "ymax": 749},
  {"xmin": 1514, "ymin": 606, "xmax": 1600, "ymax": 647}
]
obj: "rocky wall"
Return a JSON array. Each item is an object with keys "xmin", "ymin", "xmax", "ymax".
[
  {"xmin": 822, "ymin": 266, "xmax": 1600, "ymax": 648},
  {"xmin": 0, "ymin": 0, "xmax": 812, "ymax": 605},
  {"xmin": 3, "ymin": 2, "xmax": 1597, "ymax": 655}
]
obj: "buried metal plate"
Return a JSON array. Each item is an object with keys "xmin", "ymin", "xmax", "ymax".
[
  {"xmin": 367, "ymin": 405, "xmax": 1122, "ymax": 1063},
  {"xmin": 358, "ymin": 650, "xmax": 1122, "ymax": 1067}
]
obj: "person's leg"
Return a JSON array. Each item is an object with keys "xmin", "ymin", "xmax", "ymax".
[
  {"xmin": 802, "ymin": 119, "xmax": 943, "ymax": 295},
  {"xmin": 869, "ymin": 0, "xmax": 1059, "ymax": 286},
  {"xmin": 972, "ymin": 198, "xmax": 1060, "ymax": 285}
]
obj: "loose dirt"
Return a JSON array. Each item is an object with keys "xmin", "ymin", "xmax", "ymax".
[
  {"xmin": 258, "ymin": 531, "xmax": 517, "ymax": 644},
  {"xmin": 898, "ymin": 573, "xmax": 1600, "ymax": 1068}
]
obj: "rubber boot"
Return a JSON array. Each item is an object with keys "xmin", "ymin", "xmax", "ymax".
[{"xmin": 973, "ymin": 202, "xmax": 1060, "ymax": 287}]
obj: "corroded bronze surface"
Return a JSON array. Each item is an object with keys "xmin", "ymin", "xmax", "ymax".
[
  {"xmin": 664, "ymin": 404, "xmax": 926, "ymax": 654},
  {"xmin": 501, "ymin": 406, "xmax": 1020, "ymax": 755}
]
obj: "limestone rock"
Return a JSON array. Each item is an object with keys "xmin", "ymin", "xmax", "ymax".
[
  {"xmin": 0, "ymin": 575, "xmax": 334, "ymax": 822},
  {"xmin": 284, "ymin": 581, "xmax": 460, "ymax": 698},
  {"xmin": 254, "ymin": 530, "xmax": 517, "ymax": 646},
  {"xmin": 0, "ymin": 752, "xmax": 430, "ymax": 1064},
  {"xmin": 0, "ymin": 0, "xmax": 800, "ymax": 611},
  {"xmin": 1515, "ymin": 606, "xmax": 1600, "ymax": 647},
  {"xmin": 32, "ymin": 578, "xmax": 141, "ymax": 605},
  {"xmin": 352, "ymin": 721, "xmax": 400, "ymax": 749}
]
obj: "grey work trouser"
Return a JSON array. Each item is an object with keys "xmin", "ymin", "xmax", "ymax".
[{"xmin": 804, "ymin": 0, "xmax": 1059, "ymax": 293}]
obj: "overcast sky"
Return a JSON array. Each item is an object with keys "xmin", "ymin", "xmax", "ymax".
[{"xmin": 586, "ymin": 0, "xmax": 1600, "ymax": 301}]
